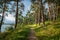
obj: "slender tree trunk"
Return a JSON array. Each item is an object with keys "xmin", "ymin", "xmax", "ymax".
[
  {"xmin": 35, "ymin": 6, "xmax": 38, "ymax": 24},
  {"xmin": 40, "ymin": 0, "xmax": 45, "ymax": 27},
  {"xmin": 51, "ymin": 3, "xmax": 57, "ymax": 22},
  {"xmin": 35, "ymin": 13, "xmax": 38, "ymax": 24},
  {"xmin": 38, "ymin": 2, "xmax": 41, "ymax": 25},
  {"xmin": 38, "ymin": 10, "xmax": 40, "ymax": 25},
  {"xmin": 35, "ymin": 13, "xmax": 38, "ymax": 25},
  {"xmin": 48, "ymin": 3, "xmax": 51, "ymax": 21},
  {"xmin": 53, "ymin": 8, "xmax": 55, "ymax": 22},
  {"xmin": 35, "ymin": 12, "xmax": 37, "ymax": 24},
  {"xmin": 0, "ymin": 2, "xmax": 5, "ymax": 32},
  {"xmin": 15, "ymin": 0, "xmax": 18, "ymax": 28},
  {"xmin": 52, "ymin": 3, "xmax": 57, "ymax": 22},
  {"xmin": 55, "ymin": 4, "xmax": 58, "ymax": 20},
  {"xmin": 34, "ymin": 0, "xmax": 41, "ymax": 25}
]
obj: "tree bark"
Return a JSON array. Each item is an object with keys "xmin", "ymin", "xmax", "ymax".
[
  {"xmin": 48, "ymin": 3, "xmax": 51, "ymax": 21},
  {"xmin": 35, "ymin": 5, "xmax": 38, "ymax": 24},
  {"xmin": 52, "ymin": 3, "xmax": 56, "ymax": 22},
  {"xmin": 55, "ymin": 4, "xmax": 58, "ymax": 20},
  {"xmin": 15, "ymin": 0, "xmax": 18, "ymax": 28},
  {"xmin": 40, "ymin": 0, "xmax": 45, "ymax": 27},
  {"xmin": 38, "ymin": 2, "xmax": 41, "ymax": 25}
]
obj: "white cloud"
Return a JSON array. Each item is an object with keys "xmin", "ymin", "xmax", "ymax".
[{"xmin": 4, "ymin": 13, "xmax": 15, "ymax": 24}]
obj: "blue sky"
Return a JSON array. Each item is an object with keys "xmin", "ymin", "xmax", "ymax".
[{"xmin": 22, "ymin": 0, "xmax": 31, "ymax": 16}]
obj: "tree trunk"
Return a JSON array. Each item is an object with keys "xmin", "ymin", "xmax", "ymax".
[
  {"xmin": 38, "ymin": 2, "xmax": 41, "ymax": 25},
  {"xmin": 34, "ymin": 0, "xmax": 41, "ymax": 25},
  {"xmin": 55, "ymin": 3, "xmax": 58, "ymax": 21},
  {"xmin": 0, "ymin": 2, "xmax": 5, "ymax": 32},
  {"xmin": 52, "ymin": 3, "xmax": 57, "ymax": 22},
  {"xmin": 40, "ymin": 0, "xmax": 45, "ymax": 27},
  {"xmin": 35, "ymin": 6, "xmax": 38, "ymax": 25},
  {"xmin": 15, "ymin": 0, "xmax": 18, "ymax": 28},
  {"xmin": 48, "ymin": 3, "xmax": 51, "ymax": 21},
  {"xmin": 37, "ymin": 11, "xmax": 40, "ymax": 25}
]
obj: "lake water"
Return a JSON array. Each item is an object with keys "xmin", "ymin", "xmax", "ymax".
[{"xmin": 1, "ymin": 25, "xmax": 12, "ymax": 32}]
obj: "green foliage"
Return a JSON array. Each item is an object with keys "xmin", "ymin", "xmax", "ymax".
[
  {"xmin": 0, "ymin": 27, "xmax": 30, "ymax": 40},
  {"xmin": 0, "ymin": 21, "xmax": 60, "ymax": 40}
]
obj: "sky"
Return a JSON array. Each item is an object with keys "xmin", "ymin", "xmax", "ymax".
[
  {"xmin": 4, "ymin": 13, "xmax": 15, "ymax": 24},
  {"xmin": 22, "ymin": 0, "xmax": 31, "ymax": 16}
]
